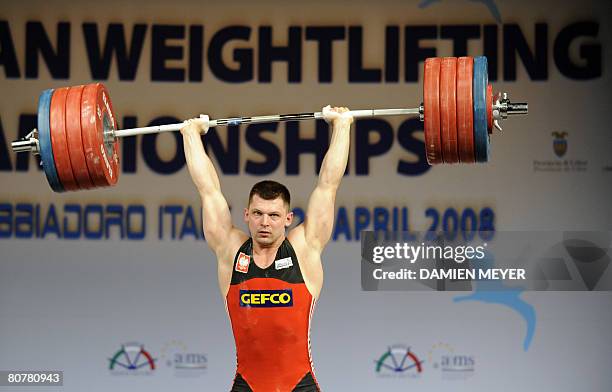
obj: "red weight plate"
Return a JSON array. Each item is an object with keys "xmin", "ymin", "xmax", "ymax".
[
  {"xmin": 440, "ymin": 57, "xmax": 459, "ymax": 164},
  {"xmin": 66, "ymin": 85, "xmax": 94, "ymax": 189},
  {"xmin": 80, "ymin": 83, "xmax": 119, "ymax": 188},
  {"xmin": 487, "ymin": 84, "xmax": 493, "ymax": 133},
  {"xmin": 423, "ymin": 57, "xmax": 443, "ymax": 164},
  {"xmin": 99, "ymin": 84, "xmax": 120, "ymax": 177},
  {"xmin": 105, "ymin": 87, "xmax": 120, "ymax": 163},
  {"xmin": 104, "ymin": 86, "xmax": 120, "ymax": 174},
  {"xmin": 456, "ymin": 57, "xmax": 475, "ymax": 163},
  {"xmin": 50, "ymin": 87, "xmax": 79, "ymax": 191}
]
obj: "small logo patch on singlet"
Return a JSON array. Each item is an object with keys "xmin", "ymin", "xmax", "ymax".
[
  {"xmin": 235, "ymin": 252, "xmax": 250, "ymax": 273},
  {"xmin": 239, "ymin": 289, "xmax": 293, "ymax": 307},
  {"xmin": 275, "ymin": 257, "xmax": 293, "ymax": 270}
]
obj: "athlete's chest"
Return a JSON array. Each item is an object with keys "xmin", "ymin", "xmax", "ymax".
[{"xmin": 232, "ymin": 249, "xmax": 302, "ymax": 282}]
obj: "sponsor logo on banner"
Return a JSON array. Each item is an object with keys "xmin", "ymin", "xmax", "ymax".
[
  {"xmin": 239, "ymin": 289, "xmax": 293, "ymax": 308},
  {"xmin": 533, "ymin": 131, "xmax": 589, "ymax": 173},
  {"xmin": 108, "ymin": 343, "xmax": 156, "ymax": 375},
  {"xmin": 161, "ymin": 340, "xmax": 207, "ymax": 377},
  {"xmin": 427, "ymin": 343, "xmax": 475, "ymax": 380},
  {"xmin": 235, "ymin": 252, "xmax": 250, "ymax": 273},
  {"xmin": 275, "ymin": 257, "xmax": 293, "ymax": 270},
  {"xmin": 552, "ymin": 131, "xmax": 568, "ymax": 158},
  {"xmin": 374, "ymin": 345, "xmax": 423, "ymax": 378}
]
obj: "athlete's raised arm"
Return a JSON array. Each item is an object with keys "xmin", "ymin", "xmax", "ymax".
[
  {"xmin": 290, "ymin": 106, "xmax": 353, "ymax": 254},
  {"xmin": 181, "ymin": 117, "xmax": 247, "ymax": 260}
]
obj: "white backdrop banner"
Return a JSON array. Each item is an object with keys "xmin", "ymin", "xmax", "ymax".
[{"xmin": 1, "ymin": 0, "xmax": 611, "ymax": 391}]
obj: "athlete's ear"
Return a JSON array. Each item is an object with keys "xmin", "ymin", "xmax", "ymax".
[
  {"xmin": 285, "ymin": 211, "xmax": 294, "ymax": 227},
  {"xmin": 243, "ymin": 207, "xmax": 249, "ymax": 223}
]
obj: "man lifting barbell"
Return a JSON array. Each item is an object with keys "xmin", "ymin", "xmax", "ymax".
[
  {"xmin": 180, "ymin": 105, "xmax": 352, "ymax": 392},
  {"xmin": 8, "ymin": 55, "xmax": 528, "ymax": 389}
]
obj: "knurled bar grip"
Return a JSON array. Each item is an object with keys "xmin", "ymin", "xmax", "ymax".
[{"xmin": 113, "ymin": 108, "xmax": 421, "ymax": 138}]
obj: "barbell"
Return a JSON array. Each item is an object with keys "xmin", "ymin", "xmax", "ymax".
[{"xmin": 11, "ymin": 56, "xmax": 527, "ymax": 193}]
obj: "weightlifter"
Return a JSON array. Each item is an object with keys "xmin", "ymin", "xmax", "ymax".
[{"xmin": 180, "ymin": 106, "xmax": 353, "ymax": 392}]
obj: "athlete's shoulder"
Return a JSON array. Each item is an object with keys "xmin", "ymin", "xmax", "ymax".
[
  {"xmin": 217, "ymin": 228, "xmax": 250, "ymax": 266},
  {"xmin": 287, "ymin": 225, "xmax": 322, "ymax": 263},
  {"xmin": 288, "ymin": 223, "xmax": 319, "ymax": 248}
]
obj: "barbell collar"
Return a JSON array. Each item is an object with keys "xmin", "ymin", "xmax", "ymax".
[
  {"xmin": 491, "ymin": 92, "xmax": 529, "ymax": 131},
  {"xmin": 11, "ymin": 129, "xmax": 40, "ymax": 154}
]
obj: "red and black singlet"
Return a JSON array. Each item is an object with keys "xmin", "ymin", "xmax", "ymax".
[{"xmin": 226, "ymin": 238, "xmax": 320, "ymax": 392}]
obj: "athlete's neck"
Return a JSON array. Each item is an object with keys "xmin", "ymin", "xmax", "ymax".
[{"xmin": 252, "ymin": 235, "xmax": 285, "ymax": 262}]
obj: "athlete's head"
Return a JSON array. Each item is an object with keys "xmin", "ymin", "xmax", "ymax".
[{"xmin": 244, "ymin": 180, "xmax": 293, "ymax": 246}]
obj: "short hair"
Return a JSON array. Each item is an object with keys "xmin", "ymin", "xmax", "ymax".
[{"xmin": 248, "ymin": 180, "xmax": 291, "ymax": 209}]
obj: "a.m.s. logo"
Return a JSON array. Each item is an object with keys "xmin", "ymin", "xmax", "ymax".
[{"xmin": 239, "ymin": 289, "xmax": 293, "ymax": 308}]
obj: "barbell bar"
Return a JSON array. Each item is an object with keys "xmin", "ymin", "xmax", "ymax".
[{"xmin": 11, "ymin": 56, "xmax": 528, "ymax": 193}]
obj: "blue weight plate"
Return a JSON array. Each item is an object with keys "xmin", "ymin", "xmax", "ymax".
[
  {"xmin": 473, "ymin": 56, "xmax": 490, "ymax": 162},
  {"xmin": 38, "ymin": 89, "xmax": 65, "ymax": 192}
]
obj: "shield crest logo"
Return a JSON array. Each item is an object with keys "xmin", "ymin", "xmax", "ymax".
[{"xmin": 551, "ymin": 132, "xmax": 568, "ymax": 158}]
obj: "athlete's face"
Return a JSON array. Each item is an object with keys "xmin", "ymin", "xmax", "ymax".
[{"xmin": 244, "ymin": 195, "xmax": 293, "ymax": 247}]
